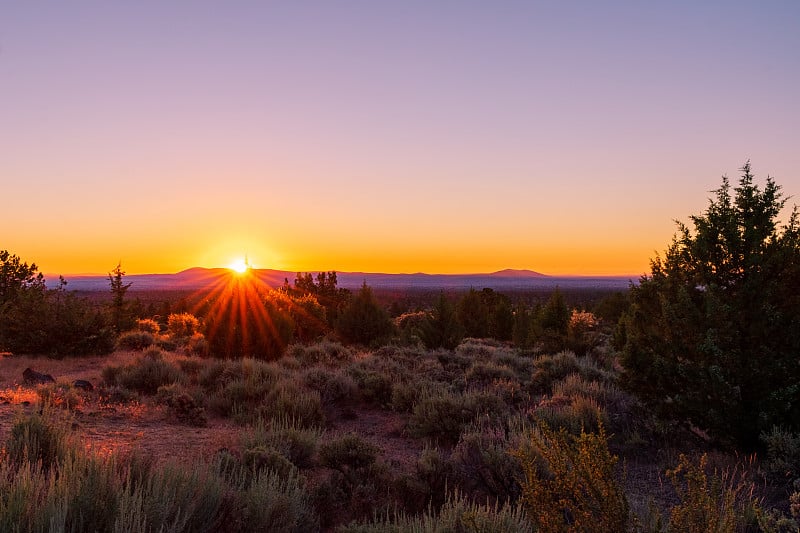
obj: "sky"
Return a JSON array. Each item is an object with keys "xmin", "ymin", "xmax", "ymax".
[{"xmin": 1, "ymin": 1, "xmax": 799, "ymax": 277}]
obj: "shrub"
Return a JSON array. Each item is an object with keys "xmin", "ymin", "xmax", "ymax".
[
  {"xmin": 135, "ymin": 318, "xmax": 160, "ymax": 334},
  {"xmin": 287, "ymin": 340, "xmax": 354, "ymax": 366},
  {"xmin": 530, "ymin": 351, "xmax": 613, "ymax": 393},
  {"xmin": 346, "ymin": 363, "xmax": 395, "ymax": 408},
  {"xmin": 37, "ymin": 381, "xmax": 84, "ymax": 411},
  {"xmin": 5, "ymin": 408, "xmax": 71, "ymax": 470},
  {"xmin": 258, "ymin": 381, "xmax": 325, "ymax": 428},
  {"xmin": 204, "ymin": 288, "xmax": 294, "ymax": 360},
  {"xmin": 760, "ymin": 426, "xmax": 800, "ymax": 484},
  {"xmin": 620, "ymin": 164, "xmax": 800, "ymax": 448},
  {"xmin": 335, "ymin": 282, "xmax": 394, "ymax": 346},
  {"xmin": 116, "ymin": 330, "xmax": 156, "ymax": 351},
  {"xmin": 319, "ymin": 433, "xmax": 379, "ymax": 476},
  {"xmin": 102, "ymin": 347, "xmax": 186, "ymax": 395},
  {"xmin": 419, "ymin": 292, "xmax": 463, "ymax": 350},
  {"xmin": 514, "ymin": 422, "xmax": 629, "ymax": 532},
  {"xmin": 450, "ymin": 424, "xmax": 522, "ymax": 503},
  {"xmin": 667, "ymin": 453, "xmax": 762, "ymax": 533},
  {"xmin": 465, "ymin": 360, "xmax": 517, "ymax": 387},
  {"xmin": 239, "ymin": 468, "xmax": 319, "ymax": 532},
  {"xmin": 156, "ymin": 384, "xmax": 207, "ymax": 426},
  {"xmin": 303, "ymin": 367, "xmax": 358, "ymax": 405},
  {"xmin": 243, "ymin": 417, "xmax": 322, "ymax": 469},
  {"xmin": 530, "ymin": 393, "xmax": 606, "ymax": 436},
  {"xmin": 408, "ymin": 389, "xmax": 509, "ymax": 445},
  {"xmin": 242, "ymin": 446, "xmax": 296, "ymax": 479},
  {"xmin": 185, "ymin": 332, "xmax": 209, "ymax": 356},
  {"xmin": 167, "ymin": 312, "xmax": 200, "ymax": 339}
]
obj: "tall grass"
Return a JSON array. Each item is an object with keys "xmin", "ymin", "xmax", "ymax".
[{"xmin": 0, "ymin": 411, "xmax": 318, "ymax": 532}]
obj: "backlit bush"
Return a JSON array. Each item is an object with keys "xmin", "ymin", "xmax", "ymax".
[
  {"xmin": 116, "ymin": 330, "xmax": 156, "ymax": 351},
  {"xmin": 514, "ymin": 422, "xmax": 629, "ymax": 532},
  {"xmin": 167, "ymin": 312, "xmax": 201, "ymax": 339}
]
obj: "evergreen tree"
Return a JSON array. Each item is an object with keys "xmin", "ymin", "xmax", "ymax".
[
  {"xmin": 335, "ymin": 282, "xmax": 393, "ymax": 346},
  {"xmin": 456, "ymin": 288, "xmax": 490, "ymax": 338},
  {"xmin": 620, "ymin": 163, "xmax": 800, "ymax": 448},
  {"xmin": 420, "ymin": 291, "xmax": 464, "ymax": 349},
  {"xmin": 108, "ymin": 262, "xmax": 133, "ymax": 333}
]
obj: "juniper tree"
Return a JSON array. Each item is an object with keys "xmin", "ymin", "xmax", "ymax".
[{"xmin": 620, "ymin": 162, "xmax": 800, "ymax": 448}]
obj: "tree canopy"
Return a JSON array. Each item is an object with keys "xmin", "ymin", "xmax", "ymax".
[{"xmin": 619, "ymin": 163, "xmax": 800, "ymax": 448}]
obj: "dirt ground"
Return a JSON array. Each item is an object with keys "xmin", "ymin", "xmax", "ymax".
[
  {"xmin": 0, "ymin": 352, "xmax": 422, "ymax": 468},
  {"xmin": 0, "ymin": 352, "xmax": 241, "ymax": 461}
]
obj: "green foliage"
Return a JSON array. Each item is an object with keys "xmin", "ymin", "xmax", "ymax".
[
  {"xmin": 6, "ymin": 408, "xmax": 71, "ymax": 470},
  {"xmin": 531, "ymin": 351, "xmax": 614, "ymax": 393},
  {"xmin": 257, "ymin": 380, "xmax": 325, "ymax": 428},
  {"xmin": 292, "ymin": 271, "xmax": 350, "ymax": 320},
  {"xmin": 760, "ymin": 426, "xmax": 800, "ymax": 483},
  {"xmin": 303, "ymin": 367, "xmax": 358, "ymax": 405},
  {"xmin": 0, "ymin": 270, "xmax": 114, "ymax": 356},
  {"xmin": 620, "ymin": 164, "xmax": 800, "ymax": 447},
  {"xmin": 514, "ymin": 422, "xmax": 629, "ymax": 532},
  {"xmin": 419, "ymin": 291, "xmax": 463, "ymax": 349},
  {"xmin": 408, "ymin": 389, "xmax": 509, "ymax": 444},
  {"xmin": 455, "ymin": 288, "xmax": 514, "ymax": 341},
  {"xmin": 512, "ymin": 302, "xmax": 534, "ymax": 349},
  {"xmin": 537, "ymin": 287, "xmax": 571, "ymax": 351},
  {"xmin": 108, "ymin": 262, "xmax": 134, "ymax": 334},
  {"xmin": 319, "ymin": 433, "xmax": 379, "ymax": 477},
  {"xmin": 335, "ymin": 282, "xmax": 394, "ymax": 346},
  {"xmin": 0, "ymin": 249, "xmax": 44, "ymax": 306},
  {"xmin": 243, "ymin": 416, "xmax": 322, "ymax": 469},
  {"xmin": 450, "ymin": 424, "xmax": 523, "ymax": 503}
]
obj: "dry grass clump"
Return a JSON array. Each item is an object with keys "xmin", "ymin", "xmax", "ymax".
[{"xmin": 337, "ymin": 491, "xmax": 532, "ymax": 533}]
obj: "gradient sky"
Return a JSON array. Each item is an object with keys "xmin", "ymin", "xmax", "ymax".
[{"xmin": 2, "ymin": 2, "xmax": 799, "ymax": 277}]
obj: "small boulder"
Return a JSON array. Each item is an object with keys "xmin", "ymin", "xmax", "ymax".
[
  {"xmin": 22, "ymin": 368, "xmax": 55, "ymax": 385},
  {"xmin": 73, "ymin": 379, "xmax": 94, "ymax": 392}
]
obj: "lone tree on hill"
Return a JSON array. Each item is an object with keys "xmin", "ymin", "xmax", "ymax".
[
  {"xmin": 619, "ymin": 162, "xmax": 800, "ymax": 448},
  {"xmin": 108, "ymin": 262, "xmax": 132, "ymax": 333}
]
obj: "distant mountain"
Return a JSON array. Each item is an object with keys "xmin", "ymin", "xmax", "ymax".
[
  {"xmin": 51, "ymin": 267, "xmax": 633, "ymax": 292},
  {"xmin": 489, "ymin": 269, "xmax": 546, "ymax": 278}
]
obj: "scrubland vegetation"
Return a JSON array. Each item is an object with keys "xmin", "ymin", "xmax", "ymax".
[{"xmin": 1, "ymin": 164, "xmax": 800, "ymax": 531}]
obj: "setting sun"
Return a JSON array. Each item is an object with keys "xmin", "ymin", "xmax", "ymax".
[{"xmin": 228, "ymin": 257, "xmax": 251, "ymax": 274}]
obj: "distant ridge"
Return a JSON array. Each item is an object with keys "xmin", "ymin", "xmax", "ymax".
[
  {"xmin": 50, "ymin": 267, "xmax": 632, "ymax": 292},
  {"xmin": 489, "ymin": 268, "xmax": 546, "ymax": 278}
]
